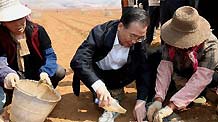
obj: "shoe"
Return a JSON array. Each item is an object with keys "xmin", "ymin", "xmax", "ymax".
[
  {"xmin": 109, "ymin": 88, "xmax": 124, "ymax": 101},
  {"xmin": 163, "ymin": 113, "xmax": 184, "ymax": 122},
  {"xmin": 98, "ymin": 110, "xmax": 119, "ymax": 122},
  {"xmin": 193, "ymin": 96, "xmax": 206, "ymax": 104}
]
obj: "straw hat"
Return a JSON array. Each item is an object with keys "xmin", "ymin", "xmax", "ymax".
[
  {"xmin": 0, "ymin": 0, "xmax": 31, "ymax": 22},
  {"xmin": 161, "ymin": 6, "xmax": 211, "ymax": 49}
]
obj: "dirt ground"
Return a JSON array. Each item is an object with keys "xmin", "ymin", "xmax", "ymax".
[{"xmin": 30, "ymin": 9, "xmax": 218, "ymax": 122}]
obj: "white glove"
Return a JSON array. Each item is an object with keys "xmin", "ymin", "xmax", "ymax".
[
  {"xmin": 39, "ymin": 72, "xmax": 52, "ymax": 86},
  {"xmin": 4, "ymin": 73, "xmax": 19, "ymax": 89},
  {"xmin": 96, "ymin": 85, "xmax": 112, "ymax": 108},
  {"xmin": 153, "ymin": 106, "xmax": 173, "ymax": 122},
  {"xmin": 133, "ymin": 100, "xmax": 146, "ymax": 122},
  {"xmin": 147, "ymin": 101, "xmax": 162, "ymax": 122}
]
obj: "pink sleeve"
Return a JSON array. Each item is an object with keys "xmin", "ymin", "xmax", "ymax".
[
  {"xmin": 155, "ymin": 60, "xmax": 173, "ymax": 100},
  {"xmin": 170, "ymin": 67, "xmax": 214, "ymax": 109}
]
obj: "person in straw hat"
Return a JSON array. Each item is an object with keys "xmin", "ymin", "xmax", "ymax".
[
  {"xmin": 147, "ymin": 6, "xmax": 218, "ymax": 122},
  {"xmin": 0, "ymin": 0, "xmax": 66, "ymax": 120}
]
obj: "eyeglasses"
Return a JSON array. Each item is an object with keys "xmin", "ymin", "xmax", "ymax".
[{"xmin": 128, "ymin": 33, "xmax": 146, "ymax": 43}]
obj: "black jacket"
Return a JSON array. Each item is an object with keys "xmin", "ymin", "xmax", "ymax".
[{"xmin": 70, "ymin": 20, "xmax": 161, "ymax": 100}]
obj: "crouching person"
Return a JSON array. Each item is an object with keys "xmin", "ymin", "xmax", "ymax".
[
  {"xmin": 71, "ymin": 8, "xmax": 161, "ymax": 122},
  {"xmin": 147, "ymin": 6, "xmax": 218, "ymax": 122},
  {"xmin": 0, "ymin": 0, "xmax": 66, "ymax": 120}
]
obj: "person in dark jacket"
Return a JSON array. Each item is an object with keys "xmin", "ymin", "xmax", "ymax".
[
  {"xmin": 0, "ymin": 0, "xmax": 65, "ymax": 120},
  {"xmin": 71, "ymin": 8, "xmax": 161, "ymax": 122}
]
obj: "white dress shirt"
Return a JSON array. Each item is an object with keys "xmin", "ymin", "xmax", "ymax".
[{"xmin": 92, "ymin": 33, "xmax": 130, "ymax": 91}]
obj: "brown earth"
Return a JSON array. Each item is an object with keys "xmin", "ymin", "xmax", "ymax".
[{"xmin": 30, "ymin": 8, "xmax": 218, "ymax": 122}]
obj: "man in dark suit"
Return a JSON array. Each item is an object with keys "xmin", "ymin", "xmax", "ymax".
[{"xmin": 71, "ymin": 8, "xmax": 161, "ymax": 122}]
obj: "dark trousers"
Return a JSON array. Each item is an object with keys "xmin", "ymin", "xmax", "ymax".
[
  {"xmin": 3, "ymin": 64, "xmax": 66, "ymax": 106},
  {"xmin": 122, "ymin": 7, "xmax": 135, "ymax": 15},
  {"xmin": 197, "ymin": 0, "xmax": 218, "ymax": 38},
  {"xmin": 160, "ymin": 0, "xmax": 189, "ymax": 25},
  {"xmin": 50, "ymin": 65, "xmax": 66, "ymax": 88},
  {"xmin": 146, "ymin": 6, "xmax": 160, "ymax": 44},
  {"xmin": 138, "ymin": 0, "xmax": 149, "ymax": 11}
]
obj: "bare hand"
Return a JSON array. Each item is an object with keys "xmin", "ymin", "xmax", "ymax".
[
  {"xmin": 96, "ymin": 85, "xmax": 112, "ymax": 107},
  {"xmin": 133, "ymin": 100, "xmax": 146, "ymax": 122}
]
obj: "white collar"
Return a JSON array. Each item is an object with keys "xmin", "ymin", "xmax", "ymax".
[{"xmin": 113, "ymin": 32, "xmax": 120, "ymax": 46}]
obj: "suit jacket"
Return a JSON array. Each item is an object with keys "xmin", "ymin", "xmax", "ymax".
[{"xmin": 70, "ymin": 20, "xmax": 161, "ymax": 100}]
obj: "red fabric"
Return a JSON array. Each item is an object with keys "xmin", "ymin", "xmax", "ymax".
[
  {"xmin": 168, "ymin": 46, "xmax": 175, "ymax": 61},
  {"xmin": 167, "ymin": 43, "xmax": 204, "ymax": 71},
  {"xmin": 31, "ymin": 24, "xmax": 43, "ymax": 60},
  {"xmin": 0, "ymin": 28, "xmax": 17, "ymax": 64}
]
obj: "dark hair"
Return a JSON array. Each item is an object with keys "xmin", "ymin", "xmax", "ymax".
[{"xmin": 120, "ymin": 7, "xmax": 149, "ymax": 28}]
